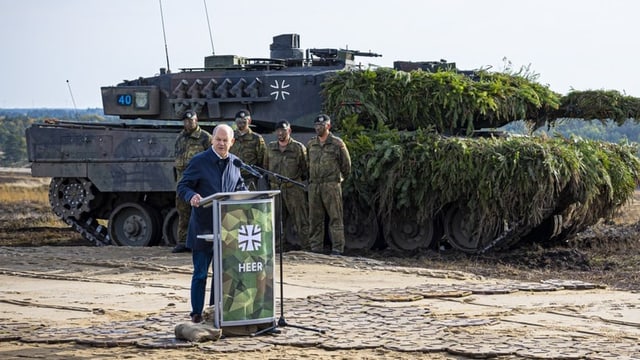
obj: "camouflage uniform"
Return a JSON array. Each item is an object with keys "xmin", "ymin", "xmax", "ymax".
[
  {"xmin": 174, "ymin": 126, "xmax": 212, "ymax": 247},
  {"xmin": 307, "ymin": 133, "xmax": 351, "ymax": 253},
  {"xmin": 230, "ymin": 128, "xmax": 266, "ymax": 190},
  {"xmin": 263, "ymin": 136, "xmax": 310, "ymax": 250}
]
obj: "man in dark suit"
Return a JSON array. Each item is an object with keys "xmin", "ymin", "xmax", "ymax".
[{"xmin": 177, "ymin": 124, "xmax": 247, "ymax": 323}]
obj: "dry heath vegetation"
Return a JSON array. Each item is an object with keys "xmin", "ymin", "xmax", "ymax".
[{"xmin": 0, "ymin": 170, "xmax": 83, "ymax": 245}]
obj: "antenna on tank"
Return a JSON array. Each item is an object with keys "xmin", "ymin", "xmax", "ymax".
[
  {"xmin": 158, "ymin": 0, "xmax": 171, "ymax": 73},
  {"xmin": 203, "ymin": 0, "xmax": 215, "ymax": 54},
  {"xmin": 66, "ymin": 80, "xmax": 78, "ymax": 119}
]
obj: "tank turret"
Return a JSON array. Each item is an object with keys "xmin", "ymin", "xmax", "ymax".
[{"xmin": 100, "ymin": 33, "xmax": 380, "ymax": 134}]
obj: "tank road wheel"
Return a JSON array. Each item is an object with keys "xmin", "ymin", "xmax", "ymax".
[
  {"xmin": 161, "ymin": 207, "xmax": 179, "ymax": 246},
  {"xmin": 443, "ymin": 205, "xmax": 499, "ymax": 253},
  {"xmin": 383, "ymin": 209, "xmax": 434, "ymax": 251},
  {"xmin": 108, "ymin": 203, "xmax": 160, "ymax": 246},
  {"xmin": 344, "ymin": 201, "xmax": 378, "ymax": 250},
  {"xmin": 48, "ymin": 177, "xmax": 94, "ymax": 219}
]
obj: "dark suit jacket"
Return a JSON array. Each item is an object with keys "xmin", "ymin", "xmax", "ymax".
[{"xmin": 177, "ymin": 148, "xmax": 246, "ymax": 251}]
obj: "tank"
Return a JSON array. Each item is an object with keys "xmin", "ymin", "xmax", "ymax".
[
  {"xmin": 26, "ymin": 34, "xmax": 383, "ymax": 247},
  {"xmin": 25, "ymin": 33, "xmax": 640, "ymax": 252}
]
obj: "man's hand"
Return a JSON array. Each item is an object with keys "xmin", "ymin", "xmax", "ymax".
[{"xmin": 190, "ymin": 194, "xmax": 202, "ymax": 207}]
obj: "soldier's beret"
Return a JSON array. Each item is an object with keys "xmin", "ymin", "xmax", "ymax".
[
  {"xmin": 314, "ymin": 114, "xmax": 330, "ymax": 124},
  {"xmin": 183, "ymin": 111, "xmax": 197, "ymax": 120},
  {"xmin": 275, "ymin": 120, "xmax": 290, "ymax": 130},
  {"xmin": 235, "ymin": 110, "xmax": 251, "ymax": 120}
]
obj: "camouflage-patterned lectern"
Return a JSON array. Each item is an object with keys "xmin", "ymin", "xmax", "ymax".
[{"xmin": 199, "ymin": 190, "xmax": 279, "ymax": 329}]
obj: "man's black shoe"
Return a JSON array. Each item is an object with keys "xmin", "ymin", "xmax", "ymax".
[{"xmin": 172, "ymin": 244, "xmax": 190, "ymax": 253}]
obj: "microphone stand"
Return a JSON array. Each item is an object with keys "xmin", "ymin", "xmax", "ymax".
[{"xmin": 249, "ymin": 164, "xmax": 325, "ymax": 336}]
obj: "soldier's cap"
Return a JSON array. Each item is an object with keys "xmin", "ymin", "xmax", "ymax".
[
  {"xmin": 183, "ymin": 110, "xmax": 197, "ymax": 120},
  {"xmin": 314, "ymin": 114, "xmax": 331, "ymax": 124},
  {"xmin": 235, "ymin": 110, "xmax": 251, "ymax": 121},
  {"xmin": 275, "ymin": 120, "xmax": 290, "ymax": 130}
]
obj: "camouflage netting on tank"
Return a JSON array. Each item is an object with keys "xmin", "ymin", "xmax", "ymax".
[
  {"xmin": 341, "ymin": 129, "xmax": 640, "ymax": 250},
  {"xmin": 322, "ymin": 68, "xmax": 640, "ymax": 133},
  {"xmin": 321, "ymin": 67, "xmax": 640, "ymax": 251},
  {"xmin": 552, "ymin": 89, "xmax": 640, "ymax": 125}
]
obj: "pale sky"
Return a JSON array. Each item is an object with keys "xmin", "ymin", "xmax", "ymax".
[{"xmin": 1, "ymin": 0, "xmax": 638, "ymax": 109}]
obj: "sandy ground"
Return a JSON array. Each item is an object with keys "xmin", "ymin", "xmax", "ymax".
[{"xmin": 1, "ymin": 246, "xmax": 639, "ymax": 359}]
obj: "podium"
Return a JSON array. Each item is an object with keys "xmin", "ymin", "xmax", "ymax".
[{"xmin": 199, "ymin": 190, "xmax": 279, "ymax": 329}]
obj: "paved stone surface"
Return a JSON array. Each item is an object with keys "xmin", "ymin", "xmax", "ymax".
[
  {"xmin": 2, "ymin": 284, "xmax": 639, "ymax": 358},
  {"xmin": 1, "ymin": 247, "xmax": 639, "ymax": 358}
]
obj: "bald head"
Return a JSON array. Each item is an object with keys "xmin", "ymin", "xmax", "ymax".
[
  {"xmin": 213, "ymin": 124, "xmax": 234, "ymax": 138},
  {"xmin": 211, "ymin": 124, "xmax": 235, "ymax": 158}
]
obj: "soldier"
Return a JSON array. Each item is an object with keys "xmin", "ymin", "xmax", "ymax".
[
  {"xmin": 307, "ymin": 114, "xmax": 351, "ymax": 255},
  {"xmin": 172, "ymin": 110, "xmax": 212, "ymax": 253},
  {"xmin": 263, "ymin": 120, "xmax": 310, "ymax": 250},
  {"xmin": 230, "ymin": 109, "xmax": 266, "ymax": 190}
]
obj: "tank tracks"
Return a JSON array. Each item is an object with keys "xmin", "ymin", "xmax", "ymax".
[
  {"xmin": 59, "ymin": 215, "xmax": 111, "ymax": 246},
  {"xmin": 48, "ymin": 177, "xmax": 111, "ymax": 246}
]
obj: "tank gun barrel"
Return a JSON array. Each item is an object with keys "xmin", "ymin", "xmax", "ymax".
[
  {"xmin": 344, "ymin": 49, "xmax": 383, "ymax": 58},
  {"xmin": 308, "ymin": 48, "xmax": 382, "ymax": 59}
]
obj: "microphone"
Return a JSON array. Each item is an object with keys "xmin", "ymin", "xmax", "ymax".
[{"xmin": 232, "ymin": 158, "xmax": 262, "ymax": 178}]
